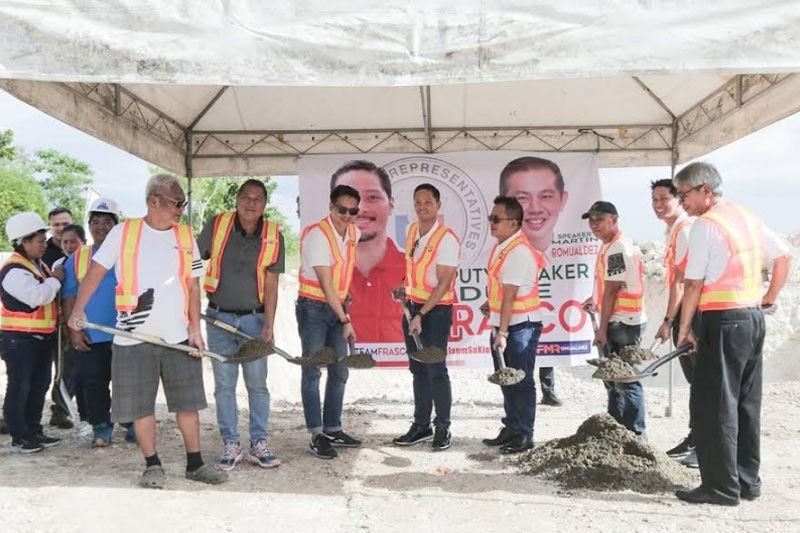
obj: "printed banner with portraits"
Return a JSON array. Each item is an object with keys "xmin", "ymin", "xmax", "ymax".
[{"xmin": 298, "ymin": 152, "xmax": 602, "ymax": 368}]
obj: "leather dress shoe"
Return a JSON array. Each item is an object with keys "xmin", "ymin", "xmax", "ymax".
[
  {"xmin": 482, "ymin": 427, "xmax": 515, "ymax": 447},
  {"xmin": 675, "ymin": 486, "xmax": 739, "ymax": 506},
  {"xmin": 500, "ymin": 434, "xmax": 533, "ymax": 455},
  {"xmin": 740, "ymin": 488, "xmax": 761, "ymax": 501}
]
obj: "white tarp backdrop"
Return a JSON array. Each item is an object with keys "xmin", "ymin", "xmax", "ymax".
[{"xmin": 1, "ymin": 1, "xmax": 800, "ymax": 177}]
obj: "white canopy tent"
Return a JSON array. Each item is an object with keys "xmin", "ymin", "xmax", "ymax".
[{"xmin": 1, "ymin": 1, "xmax": 799, "ymax": 178}]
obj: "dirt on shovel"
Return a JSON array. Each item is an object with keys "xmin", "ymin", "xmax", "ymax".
[{"xmin": 488, "ymin": 367, "xmax": 525, "ymax": 386}]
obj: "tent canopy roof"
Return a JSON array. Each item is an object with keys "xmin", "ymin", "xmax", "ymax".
[{"xmin": 2, "ymin": 1, "xmax": 800, "ymax": 176}]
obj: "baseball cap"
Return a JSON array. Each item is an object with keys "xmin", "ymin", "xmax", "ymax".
[{"xmin": 581, "ymin": 201, "xmax": 618, "ymax": 219}]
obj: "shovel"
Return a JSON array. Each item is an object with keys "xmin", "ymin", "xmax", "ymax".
[
  {"xmin": 487, "ymin": 328, "xmax": 525, "ymax": 386},
  {"xmin": 396, "ymin": 297, "xmax": 447, "ymax": 364},
  {"xmin": 341, "ymin": 338, "xmax": 376, "ymax": 369},
  {"xmin": 201, "ymin": 314, "xmax": 331, "ymax": 366},
  {"xmin": 601, "ymin": 344, "xmax": 693, "ymax": 383}
]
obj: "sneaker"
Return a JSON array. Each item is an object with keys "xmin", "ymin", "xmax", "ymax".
[
  {"xmin": 392, "ymin": 423, "xmax": 433, "ymax": 446},
  {"xmin": 540, "ymin": 393, "xmax": 563, "ymax": 407},
  {"xmin": 36, "ymin": 433, "xmax": 62, "ymax": 448},
  {"xmin": 247, "ymin": 439, "xmax": 281, "ymax": 469},
  {"xmin": 325, "ymin": 430, "xmax": 362, "ymax": 448},
  {"xmin": 431, "ymin": 427, "xmax": 452, "ymax": 451},
  {"xmin": 681, "ymin": 449, "xmax": 699, "ymax": 469},
  {"xmin": 216, "ymin": 441, "xmax": 244, "ymax": 471},
  {"xmin": 10, "ymin": 438, "xmax": 44, "ymax": 454},
  {"xmin": 92, "ymin": 423, "xmax": 113, "ymax": 448},
  {"xmin": 666, "ymin": 434, "xmax": 694, "ymax": 458},
  {"xmin": 309, "ymin": 433, "xmax": 338, "ymax": 459},
  {"xmin": 123, "ymin": 423, "xmax": 137, "ymax": 443},
  {"xmin": 49, "ymin": 405, "xmax": 74, "ymax": 429}
]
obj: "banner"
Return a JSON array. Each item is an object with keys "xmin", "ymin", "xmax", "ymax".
[{"xmin": 298, "ymin": 152, "xmax": 602, "ymax": 368}]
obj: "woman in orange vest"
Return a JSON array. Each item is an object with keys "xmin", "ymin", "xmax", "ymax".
[
  {"xmin": 1, "ymin": 212, "xmax": 64, "ymax": 453},
  {"xmin": 674, "ymin": 162, "xmax": 791, "ymax": 506},
  {"xmin": 392, "ymin": 183, "xmax": 460, "ymax": 451}
]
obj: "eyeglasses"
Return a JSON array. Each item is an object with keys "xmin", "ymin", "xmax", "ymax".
[
  {"xmin": 488, "ymin": 214, "xmax": 515, "ymax": 224},
  {"xmin": 678, "ymin": 184, "xmax": 704, "ymax": 201},
  {"xmin": 334, "ymin": 204, "xmax": 359, "ymax": 216},
  {"xmin": 158, "ymin": 193, "xmax": 188, "ymax": 209}
]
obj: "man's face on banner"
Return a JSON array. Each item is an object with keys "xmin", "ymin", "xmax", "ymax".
[
  {"xmin": 504, "ymin": 168, "xmax": 568, "ymax": 251},
  {"xmin": 334, "ymin": 169, "xmax": 393, "ymax": 243}
]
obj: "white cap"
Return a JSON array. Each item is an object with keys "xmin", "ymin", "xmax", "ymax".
[
  {"xmin": 88, "ymin": 198, "xmax": 120, "ymax": 218},
  {"xmin": 5, "ymin": 212, "xmax": 49, "ymax": 242}
]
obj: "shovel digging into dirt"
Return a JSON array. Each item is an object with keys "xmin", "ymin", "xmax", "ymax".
[
  {"xmin": 487, "ymin": 328, "xmax": 525, "ymax": 386},
  {"xmin": 394, "ymin": 294, "xmax": 447, "ymax": 364},
  {"xmin": 595, "ymin": 344, "xmax": 693, "ymax": 383},
  {"xmin": 341, "ymin": 338, "xmax": 377, "ymax": 369}
]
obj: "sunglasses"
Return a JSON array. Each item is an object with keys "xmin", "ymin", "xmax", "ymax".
[
  {"xmin": 334, "ymin": 204, "xmax": 360, "ymax": 216},
  {"xmin": 158, "ymin": 193, "xmax": 188, "ymax": 209},
  {"xmin": 488, "ymin": 214, "xmax": 515, "ymax": 224},
  {"xmin": 678, "ymin": 184, "xmax": 704, "ymax": 201}
]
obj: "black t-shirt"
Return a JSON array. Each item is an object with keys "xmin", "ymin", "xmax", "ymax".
[{"xmin": 42, "ymin": 237, "xmax": 65, "ymax": 269}]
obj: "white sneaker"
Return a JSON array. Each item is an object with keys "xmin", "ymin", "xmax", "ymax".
[
  {"xmin": 681, "ymin": 449, "xmax": 699, "ymax": 468},
  {"xmin": 216, "ymin": 441, "xmax": 243, "ymax": 471}
]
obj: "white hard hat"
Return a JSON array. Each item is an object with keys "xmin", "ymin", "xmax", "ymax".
[
  {"xmin": 5, "ymin": 212, "xmax": 50, "ymax": 242},
  {"xmin": 88, "ymin": 198, "xmax": 120, "ymax": 218}
]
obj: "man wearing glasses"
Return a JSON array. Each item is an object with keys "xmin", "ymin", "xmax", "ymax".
[
  {"xmin": 297, "ymin": 184, "xmax": 363, "ymax": 459},
  {"xmin": 673, "ymin": 162, "xmax": 790, "ymax": 506},
  {"xmin": 69, "ymin": 174, "xmax": 226, "ymax": 488}
]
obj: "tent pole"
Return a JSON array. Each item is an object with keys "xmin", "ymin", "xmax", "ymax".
[
  {"xmin": 185, "ymin": 131, "xmax": 194, "ymax": 225},
  {"xmin": 666, "ymin": 120, "xmax": 679, "ymax": 419}
]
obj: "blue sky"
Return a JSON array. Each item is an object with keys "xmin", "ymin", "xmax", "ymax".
[{"xmin": 2, "ymin": 89, "xmax": 799, "ymax": 239}]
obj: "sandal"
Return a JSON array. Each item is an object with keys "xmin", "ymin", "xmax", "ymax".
[
  {"xmin": 139, "ymin": 465, "xmax": 166, "ymax": 489},
  {"xmin": 185, "ymin": 463, "xmax": 228, "ymax": 485}
]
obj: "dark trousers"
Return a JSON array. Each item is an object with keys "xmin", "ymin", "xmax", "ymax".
[
  {"xmin": 491, "ymin": 321, "xmax": 542, "ymax": 438},
  {"xmin": 402, "ymin": 303, "xmax": 452, "ymax": 429},
  {"xmin": 692, "ymin": 307, "xmax": 764, "ymax": 501},
  {"xmin": 604, "ymin": 322, "xmax": 646, "ymax": 436},
  {"xmin": 1, "ymin": 332, "xmax": 55, "ymax": 441},
  {"xmin": 539, "ymin": 367, "xmax": 555, "ymax": 395},
  {"xmin": 73, "ymin": 342, "xmax": 113, "ymax": 426}
]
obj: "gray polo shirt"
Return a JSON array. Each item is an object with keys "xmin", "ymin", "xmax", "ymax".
[{"xmin": 197, "ymin": 213, "xmax": 285, "ymax": 311}]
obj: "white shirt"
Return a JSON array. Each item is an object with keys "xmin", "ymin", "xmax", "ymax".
[
  {"xmin": 489, "ymin": 230, "xmax": 541, "ymax": 327},
  {"xmin": 1, "ymin": 263, "xmax": 61, "ymax": 309},
  {"xmin": 409, "ymin": 220, "xmax": 460, "ymax": 288},
  {"xmin": 300, "ymin": 216, "xmax": 361, "ymax": 283},
  {"xmin": 685, "ymin": 211, "xmax": 789, "ymax": 283},
  {"xmin": 599, "ymin": 235, "xmax": 647, "ymax": 326},
  {"xmin": 93, "ymin": 221, "xmax": 203, "ymax": 346}
]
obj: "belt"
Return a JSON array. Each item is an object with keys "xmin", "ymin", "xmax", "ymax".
[{"xmin": 207, "ymin": 303, "xmax": 262, "ymax": 316}]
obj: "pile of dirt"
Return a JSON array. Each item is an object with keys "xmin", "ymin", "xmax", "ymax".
[
  {"xmin": 488, "ymin": 367, "xmax": 525, "ymax": 386},
  {"xmin": 590, "ymin": 358, "xmax": 638, "ymax": 380},
  {"xmin": 617, "ymin": 345, "xmax": 654, "ymax": 365},
  {"xmin": 517, "ymin": 414, "xmax": 694, "ymax": 493}
]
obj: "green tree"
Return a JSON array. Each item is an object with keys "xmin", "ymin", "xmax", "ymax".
[
  {"xmin": 0, "ymin": 129, "xmax": 17, "ymax": 161},
  {"xmin": 0, "ymin": 162, "xmax": 48, "ymax": 250},
  {"xmin": 33, "ymin": 149, "xmax": 93, "ymax": 218}
]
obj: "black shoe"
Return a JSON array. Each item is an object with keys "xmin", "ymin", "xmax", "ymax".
[
  {"xmin": 10, "ymin": 438, "xmax": 44, "ymax": 454},
  {"xmin": 309, "ymin": 434, "xmax": 338, "ymax": 459},
  {"xmin": 500, "ymin": 434, "xmax": 533, "ymax": 455},
  {"xmin": 0, "ymin": 418, "xmax": 8, "ymax": 435},
  {"xmin": 49, "ymin": 406, "xmax": 74, "ymax": 429},
  {"xmin": 393, "ymin": 423, "xmax": 433, "ymax": 446},
  {"xmin": 540, "ymin": 393, "xmax": 563, "ymax": 407},
  {"xmin": 666, "ymin": 434, "xmax": 694, "ymax": 458},
  {"xmin": 741, "ymin": 488, "xmax": 761, "ymax": 501},
  {"xmin": 482, "ymin": 427, "xmax": 515, "ymax": 447},
  {"xmin": 431, "ymin": 427, "xmax": 452, "ymax": 451},
  {"xmin": 36, "ymin": 433, "xmax": 62, "ymax": 448},
  {"xmin": 325, "ymin": 430, "xmax": 362, "ymax": 448},
  {"xmin": 675, "ymin": 487, "xmax": 739, "ymax": 506}
]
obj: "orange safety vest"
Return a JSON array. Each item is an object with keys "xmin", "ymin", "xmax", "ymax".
[
  {"xmin": 404, "ymin": 222, "xmax": 459, "ymax": 305},
  {"xmin": 298, "ymin": 217, "xmax": 356, "ymax": 303},
  {"xmin": 0, "ymin": 253, "xmax": 58, "ymax": 334},
  {"xmin": 202, "ymin": 212, "xmax": 280, "ymax": 303},
  {"xmin": 73, "ymin": 245, "xmax": 93, "ymax": 283},
  {"xmin": 487, "ymin": 232, "xmax": 544, "ymax": 315},
  {"xmin": 665, "ymin": 217, "xmax": 693, "ymax": 286},
  {"xmin": 594, "ymin": 234, "xmax": 645, "ymax": 315},
  {"xmin": 115, "ymin": 218, "xmax": 194, "ymax": 317},
  {"xmin": 698, "ymin": 202, "xmax": 763, "ymax": 311}
]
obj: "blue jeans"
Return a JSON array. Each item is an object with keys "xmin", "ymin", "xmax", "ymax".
[
  {"xmin": 1, "ymin": 332, "xmax": 54, "ymax": 441},
  {"xmin": 491, "ymin": 321, "xmax": 542, "ymax": 438},
  {"xmin": 206, "ymin": 308, "xmax": 271, "ymax": 443},
  {"xmin": 296, "ymin": 297, "xmax": 349, "ymax": 434},
  {"xmin": 402, "ymin": 303, "xmax": 452, "ymax": 429},
  {"xmin": 605, "ymin": 321, "xmax": 646, "ymax": 436}
]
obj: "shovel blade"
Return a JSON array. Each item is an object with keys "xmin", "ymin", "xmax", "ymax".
[
  {"xmin": 487, "ymin": 367, "xmax": 525, "ymax": 386},
  {"xmin": 410, "ymin": 346, "xmax": 446, "ymax": 364},
  {"xmin": 341, "ymin": 353, "xmax": 377, "ymax": 369}
]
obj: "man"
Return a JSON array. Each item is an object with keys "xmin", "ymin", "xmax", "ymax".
[
  {"xmin": 69, "ymin": 174, "xmax": 226, "ymax": 488},
  {"xmin": 651, "ymin": 179, "xmax": 697, "ymax": 467},
  {"xmin": 198, "ymin": 179, "xmax": 284, "ymax": 471},
  {"xmin": 674, "ymin": 162, "xmax": 790, "ymax": 506},
  {"xmin": 499, "ymin": 157, "xmax": 569, "ymax": 407},
  {"xmin": 330, "ymin": 160, "xmax": 405, "ymax": 342},
  {"xmin": 297, "ymin": 184, "xmax": 363, "ymax": 459},
  {"xmin": 42, "ymin": 207, "xmax": 75, "ymax": 429},
  {"xmin": 481, "ymin": 196, "xmax": 546, "ymax": 454},
  {"xmin": 583, "ymin": 201, "xmax": 647, "ymax": 437},
  {"xmin": 62, "ymin": 199, "xmax": 126, "ymax": 447},
  {"xmin": 393, "ymin": 184, "xmax": 460, "ymax": 451}
]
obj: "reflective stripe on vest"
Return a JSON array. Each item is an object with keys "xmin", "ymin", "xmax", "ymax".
[
  {"xmin": 116, "ymin": 219, "xmax": 193, "ymax": 317},
  {"xmin": 665, "ymin": 217, "xmax": 693, "ymax": 286},
  {"xmin": 202, "ymin": 212, "xmax": 280, "ymax": 303},
  {"xmin": 0, "ymin": 253, "xmax": 58, "ymax": 334},
  {"xmin": 298, "ymin": 218, "xmax": 356, "ymax": 302},
  {"xmin": 698, "ymin": 202, "xmax": 763, "ymax": 311},
  {"xmin": 594, "ymin": 235, "xmax": 645, "ymax": 314},
  {"xmin": 73, "ymin": 245, "xmax": 93, "ymax": 283},
  {"xmin": 487, "ymin": 233, "xmax": 544, "ymax": 315},
  {"xmin": 404, "ymin": 221, "xmax": 458, "ymax": 305}
]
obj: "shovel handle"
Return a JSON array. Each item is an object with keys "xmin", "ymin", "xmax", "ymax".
[
  {"xmin": 399, "ymin": 302, "xmax": 424, "ymax": 350},
  {"xmin": 201, "ymin": 314, "xmax": 255, "ymax": 341},
  {"xmin": 491, "ymin": 328, "xmax": 507, "ymax": 370}
]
